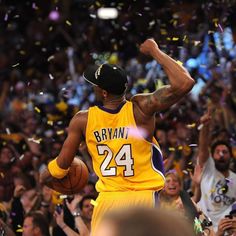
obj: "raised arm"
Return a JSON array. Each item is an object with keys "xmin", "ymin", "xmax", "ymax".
[
  {"xmin": 132, "ymin": 39, "xmax": 195, "ymax": 116},
  {"xmin": 198, "ymin": 108, "xmax": 212, "ymax": 167}
]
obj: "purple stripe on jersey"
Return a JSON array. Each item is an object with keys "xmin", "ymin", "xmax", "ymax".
[
  {"xmin": 152, "ymin": 145, "xmax": 165, "ymax": 175},
  {"xmin": 98, "ymin": 101, "xmax": 126, "ymax": 114}
]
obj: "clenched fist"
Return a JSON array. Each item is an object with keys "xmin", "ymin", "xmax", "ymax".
[{"xmin": 139, "ymin": 38, "xmax": 159, "ymax": 57}]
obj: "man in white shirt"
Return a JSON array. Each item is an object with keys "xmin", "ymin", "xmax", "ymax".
[{"xmin": 197, "ymin": 110, "xmax": 236, "ymax": 232}]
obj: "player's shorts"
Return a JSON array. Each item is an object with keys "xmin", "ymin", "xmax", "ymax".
[{"xmin": 91, "ymin": 190, "xmax": 159, "ymax": 236}]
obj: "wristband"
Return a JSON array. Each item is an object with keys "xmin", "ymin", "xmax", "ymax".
[{"xmin": 48, "ymin": 158, "xmax": 69, "ymax": 179}]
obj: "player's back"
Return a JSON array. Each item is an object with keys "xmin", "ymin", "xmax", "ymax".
[{"xmin": 86, "ymin": 101, "xmax": 165, "ymax": 192}]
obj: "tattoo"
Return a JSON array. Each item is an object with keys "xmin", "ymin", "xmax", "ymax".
[{"xmin": 153, "ymin": 86, "xmax": 178, "ymax": 105}]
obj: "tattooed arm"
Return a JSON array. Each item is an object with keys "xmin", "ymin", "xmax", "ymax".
[{"xmin": 132, "ymin": 39, "xmax": 195, "ymax": 116}]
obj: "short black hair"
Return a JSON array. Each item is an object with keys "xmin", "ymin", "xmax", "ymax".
[{"xmin": 210, "ymin": 140, "xmax": 232, "ymax": 156}]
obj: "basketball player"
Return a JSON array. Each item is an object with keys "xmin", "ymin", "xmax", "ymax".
[{"xmin": 40, "ymin": 38, "xmax": 195, "ymax": 235}]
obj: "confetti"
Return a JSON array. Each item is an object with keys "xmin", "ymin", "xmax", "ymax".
[
  {"xmin": 168, "ymin": 147, "xmax": 175, "ymax": 152},
  {"xmin": 187, "ymin": 123, "xmax": 196, "ymax": 128},
  {"xmin": 176, "ymin": 60, "xmax": 183, "ymax": 66},
  {"xmin": 19, "ymin": 154, "xmax": 24, "ymax": 160},
  {"xmin": 34, "ymin": 107, "xmax": 41, "ymax": 113},
  {"xmin": 59, "ymin": 195, "xmax": 68, "ymax": 199},
  {"xmin": 90, "ymin": 14, "xmax": 96, "ymax": 19},
  {"xmin": 4, "ymin": 13, "xmax": 8, "ymax": 21},
  {"xmin": 0, "ymin": 172, "xmax": 4, "ymax": 178},
  {"xmin": 189, "ymin": 144, "xmax": 197, "ymax": 147},
  {"xmin": 32, "ymin": 2, "xmax": 39, "ymax": 10},
  {"xmin": 27, "ymin": 137, "xmax": 42, "ymax": 144},
  {"xmin": 47, "ymin": 55, "xmax": 55, "ymax": 62},
  {"xmin": 66, "ymin": 20, "xmax": 72, "ymax": 26},
  {"xmin": 149, "ymin": 20, "xmax": 155, "ymax": 27},
  {"xmin": 194, "ymin": 41, "xmax": 201, "ymax": 46},
  {"xmin": 49, "ymin": 73, "xmax": 54, "ymax": 80},
  {"xmin": 172, "ymin": 37, "xmax": 179, "ymax": 41},
  {"xmin": 12, "ymin": 63, "xmax": 20, "ymax": 67},
  {"xmin": 218, "ymin": 23, "xmax": 224, "ymax": 32},
  {"xmin": 56, "ymin": 130, "xmax": 64, "ymax": 135},
  {"xmin": 47, "ymin": 120, "xmax": 53, "ymax": 126},
  {"xmin": 197, "ymin": 124, "xmax": 204, "ymax": 130},
  {"xmin": 90, "ymin": 199, "xmax": 98, "ymax": 206},
  {"xmin": 6, "ymin": 128, "xmax": 11, "ymax": 134}
]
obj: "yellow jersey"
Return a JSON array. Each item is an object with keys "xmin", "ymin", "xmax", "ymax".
[{"xmin": 85, "ymin": 101, "xmax": 165, "ymax": 192}]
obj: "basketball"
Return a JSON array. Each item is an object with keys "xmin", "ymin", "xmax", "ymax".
[{"xmin": 45, "ymin": 158, "xmax": 89, "ymax": 195}]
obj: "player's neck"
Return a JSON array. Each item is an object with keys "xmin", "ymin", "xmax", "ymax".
[{"xmin": 103, "ymin": 96, "xmax": 126, "ymax": 109}]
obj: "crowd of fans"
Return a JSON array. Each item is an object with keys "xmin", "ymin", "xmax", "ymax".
[{"xmin": 1, "ymin": 0, "xmax": 236, "ymax": 235}]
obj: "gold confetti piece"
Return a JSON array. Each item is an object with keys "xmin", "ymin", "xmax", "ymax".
[
  {"xmin": 160, "ymin": 29, "xmax": 167, "ymax": 35},
  {"xmin": 17, "ymin": 225, "xmax": 22, "ymax": 228},
  {"xmin": 16, "ymin": 229, "xmax": 23, "ymax": 232},
  {"xmin": 0, "ymin": 172, "xmax": 4, "ymax": 178},
  {"xmin": 66, "ymin": 20, "xmax": 72, "ymax": 26},
  {"xmin": 47, "ymin": 120, "xmax": 53, "ymax": 126},
  {"xmin": 210, "ymin": 188, "xmax": 215, "ymax": 193},
  {"xmin": 172, "ymin": 37, "xmax": 179, "ymax": 41},
  {"xmin": 183, "ymin": 35, "xmax": 187, "ymax": 41},
  {"xmin": 49, "ymin": 26, "xmax": 53, "ymax": 31},
  {"xmin": 176, "ymin": 60, "xmax": 183, "ymax": 66},
  {"xmin": 90, "ymin": 199, "xmax": 98, "ymax": 206},
  {"xmin": 187, "ymin": 123, "xmax": 196, "ymax": 128},
  {"xmin": 56, "ymin": 130, "xmax": 64, "ymax": 135},
  {"xmin": 168, "ymin": 147, "xmax": 175, "ymax": 152},
  {"xmin": 34, "ymin": 107, "xmax": 41, "ymax": 113},
  {"xmin": 178, "ymin": 146, "xmax": 183, "ymax": 150},
  {"xmin": 12, "ymin": 63, "xmax": 20, "ymax": 67}
]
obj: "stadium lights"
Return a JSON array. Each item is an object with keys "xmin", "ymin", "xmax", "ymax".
[{"xmin": 97, "ymin": 8, "xmax": 118, "ymax": 19}]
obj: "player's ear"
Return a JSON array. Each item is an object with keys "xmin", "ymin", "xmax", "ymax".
[{"xmin": 102, "ymin": 90, "xmax": 108, "ymax": 99}]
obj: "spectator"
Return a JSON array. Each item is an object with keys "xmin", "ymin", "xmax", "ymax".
[
  {"xmin": 22, "ymin": 211, "xmax": 50, "ymax": 236},
  {"xmin": 197, "ymin": 108, "xmax": 236, "ymax": 232}
]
